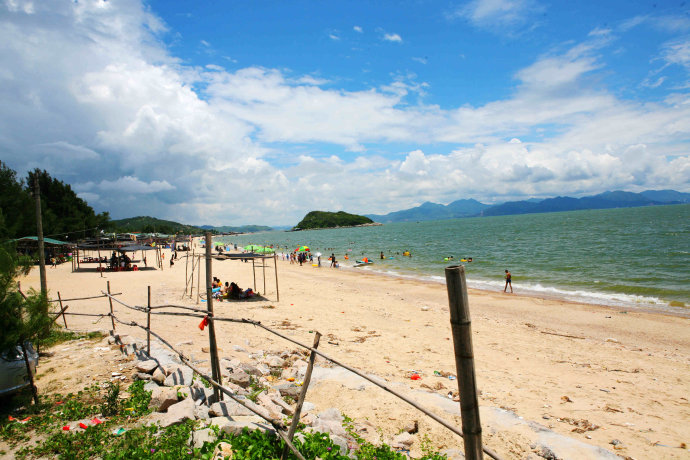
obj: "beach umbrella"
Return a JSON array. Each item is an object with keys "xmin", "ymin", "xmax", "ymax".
[
  {"xmin": 213, "ymin": 241, "xmax": 224, "ymax": 246},
  {"xmin": 296, "ymin": 245, "xmax": 310, "ymax": 252},
  {"xmin": 244, "ymin": 244, "xmax": 263, "ymax": 251},
  {"xmin": 256, "ymin": 246, "xmax": 274, "ymax": 254}
]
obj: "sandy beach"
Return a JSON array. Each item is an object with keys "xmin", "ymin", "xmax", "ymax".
[{"xmin": 17, "ymin": 246, "xmax": 690, "ymax": 459}]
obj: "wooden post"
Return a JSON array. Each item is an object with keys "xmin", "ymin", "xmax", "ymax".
[
  {"xmin": 20, "ymin": 342, "xmax": 39, "ymax": 405},
  {"xmin": 282, "ymin": 331, "xmax": 322, "ymax": 459},
  {"xmin": 262, "ymin": 256, "xmax": 266, "ymax": 295},
  {"xmin": 205, "ymin": 233, "xmax": 222, "ymax": 401},
  {"xmin": 147, "ymin": 285, "xmax": 151, "ymax": 356},
  {"xmin": 107, "ymin": 281, "xmax": 116, "ymax": 333},
  {"xmin": 252, "ymin": 257, "xmax": 256, "ymax": 291},
  {"xmin": 57, "ymin": 291, "xmax": 68, "ymax": 328},
  {"xmin": 274, "ymin": 254, "xmax": 280, "ymax": 302},
  {"xmin": 33, "ymin": 175, "xmax": 47, "ymax": 296},
  {"xmin": 445, "ymin": 265, "xmax": 483, "ymax": 460},
  {"xmin": 196, "ymin": 254, "xmax": 201, "ymax": 305},
  {"xmin": 185, "ymin": 247, "xmax": 190, "ymax": 295}
]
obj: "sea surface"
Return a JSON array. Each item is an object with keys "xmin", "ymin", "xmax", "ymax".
[{"xmin": 219, "ymin": 205, "xmax": 690, "ymax": 314}]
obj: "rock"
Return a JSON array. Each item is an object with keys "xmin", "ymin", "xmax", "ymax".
[
  {"xmin": 189, "ymin": 427, "xmax": 216, "ymax": 449},
  {"xmin": 301, "ymin": 401, "xmax": 315, "ymax": 413},
  {"xmin": 241, "ymin": 363, "xmax": 261, "ymax": 376},
  {"xmin": 136, "ymin": 359, "xmax": 159, "ymax": 374},
  {"xmin": 300, "ymin": 413, "xmax": 316, "ymax": 426},
  {"xmin": 175, "ymin": 340, "xmax": 193, "ymax": 347},
  {"xmin": 211, "ymin": 441, "xmax": 234, "ymax": 459},
  {"xmin": 148, "ymin": 398, "xmax": 195, "ymax": 427},
  {"xmin": 227, "ymin": 371, "xmax": 251, "ymax": 388},
  {"xmin": 256, "ymin": 393, "xmax": 285, "ymax": 419},
  {"xmin": 281, "ymin": 367, "xmax": 298, "ymax": 380},
  {"xmin": 330, "ymin": 435, "xmax": 349, "ymax": 456},
  {"xmin": 266, "ymin": 356, "xmax": 285, "ymax": 368},
  {"xmin": 164, "ymin": 366, "xmax": 194, "ymax": 386},
  {"xmin": 209, "ymin": 401, "xmax": 252, "ymax": 417},
  {"xmin": 268, "ymin": 393, "xmax": 295, "ymax": 415},
  {"xmin": 152, "ymin": 368, "xmax": 166, "ymax": 384},
  {"xmin": 144, "ymin": 381, "xmax": 160, "ymax": 392},
  {"xmin": 219, "ymin": 415, "xmax": 276, "ymax": 437},
  {"xmin": 219, "ymin": 358, "xmax": 235, "ymax": 371},
  {"xmin": 274, "ymin": 384, "xmax": 301, "ymax": 399},
  {"xmin": 390, "ymin": 432, "xmax": 414, "ymax": 448},
  {"xmin": 317, "ymin": 408, "xmax": 343, "ymax": 423},
  {"xmin": 135, "ymin": 372, "xmax": 153, "ymax": 381},
  {"xmin": 256, "ymin": 363, "xmax": 271, "ymax": 375},
  {"xmin": 107, "ymin": 336, "xmax": 117, "ymax": 345},
  {"xmin": 149, "ymin": 386, "xmax": 180, "ymax": 412},
  {"xmin": 232, "ymin": 345, "xmax": 247, "ymax": 353},
  {"xmin": 403, "ymin": 420, "xmax": 418, "ymax": 434},
  {"xmin": 440, "ymin": 448, "xmax": 465, "ymax": 460},
  {"xmin": 194, "ymin": 404, "xmax": 210, "ymax": 420}
]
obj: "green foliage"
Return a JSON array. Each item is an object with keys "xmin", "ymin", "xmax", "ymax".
[
  {"xmin": 100, "ymin": 382, "xmax": 121, "ymax": 417},
  {"xmin": 0, "ymin": 161, "xmax": 32, "ymax": 241},
  {"xmin": 295, "ymin": 211, "xmax": 374, "ymax": 230},
  {"xmin": 40, "ymin": 329, "xmax": 104, "ymax": 348},
  {"xmin": 0, "ymin": 247, "xmax": 53, "ymax": 356}
]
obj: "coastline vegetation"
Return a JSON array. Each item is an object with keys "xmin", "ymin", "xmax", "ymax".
[{"xmin": 295, "ymin": 211, "xmax": 374, "ymax": 230}]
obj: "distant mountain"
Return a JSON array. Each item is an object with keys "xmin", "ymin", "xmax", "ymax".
[
  {"xmin": 199, "ymin": 225, "xmax": 273, "ymax": 233},
  {"xmin": 482, "ymin": 190, "xmax": 684, "ymax": 216},
  {"xmin": 295, "ymin": 211, "xmax": 374, "ymax": 230},
  {"xmin": 364, "ymin": 190, "xmax": 688, "ymax": 223},
  {"xmin": 640, "ymin": 189, "xmax": 690, "ymax": 203},
  {"xmin": 366, "ymin": 199, "xmax": 489, "ymax": 223},
  {"xmin": 109, "ymin": 216, "xmax": 207, "ymax": 235}
]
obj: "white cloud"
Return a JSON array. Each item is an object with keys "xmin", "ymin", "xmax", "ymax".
[
  {"xmin": 353, "ymin": 25, "xmax": 363, "ymax": 33},
  {"xmin": 452, "ymin": 0, "xmax": 541, "ymax": 31},
  {"xmin": 383, "ymin": 33, "xmax": 402, "ymax": 43},
  {"xmin": 0, "ymin": 0, "xmax": 688, "ymax": 226},
  {"xmin": 328, "ymin": 33, "xmax": 340, "ymax": 41}
]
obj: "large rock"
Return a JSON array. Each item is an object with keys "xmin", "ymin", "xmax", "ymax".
[
  {"xmin": 274, "ymin": 383, "xmax": 301, "ymax": 399},
  {"xmin": 152, "ymin": 367, "xmax": 166, "ymax": 384},
  {"xmin": 136, "ymin": 359, "xmax": 159, "ymax": 374},
  {"xmin": 147, "ymin": 398, "xmax": 195, "ymax": 427},
  {"xmin": 149, "ymin": 386, "xmax": 180, "ymax": 412},
  {"xmin": 212, "ymin": 441, "xmax": 234, "ymax": 459},
  {"xmin": 265, "ymin": 356, "xmax": 285, "ymax": 368},
  {"xmin": 189, "ymin": 427, "xmax": 217, "ymax": 449},
  {"xmin": 209, "ymin": 401, "xmax": 252, "ymax": 417},
  {"xmin": 227, "ymin": 371, "xmax": 251, "ymax": 388},
  {"xmin": 219, "ymin": 415, "xmax": 276, "ymax": 437},
  {"xmin": 164, "ymin": 366, "xmax": 194, "ymax": 386},
  {"xmin": 268, "ymin": 393, "xmax": 294, "ymax": 416},
  {"xmin": 144, "ymin": 381, "xmax": 159, "ymax": 392},
  {"xmin": 240, "ymin": 363, "xmax": 261, "ymax": 377},
  {"xmin": 309, "ymin": 408, "xmax": 347, "ymax": 438},
  {"xmin": 194, "ymin": 404, "xmax": 210, "ymax": 420},
  {"xmin": 390, "ymin": 432, "xmax": 414, "ymax": 448}
]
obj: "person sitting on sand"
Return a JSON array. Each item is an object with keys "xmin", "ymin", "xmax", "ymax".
[{"xmin": 229, "ymin": 282, "xmax": 242, "ymax": 299}]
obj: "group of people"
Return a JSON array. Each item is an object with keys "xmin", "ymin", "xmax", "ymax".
[
  {"xmin": 109, "ymin": 251, "xmax": 134, "ymax": 270},
  {"xmin": 211, "ymin": 277, "xmax": 254, "ymax": 300}
]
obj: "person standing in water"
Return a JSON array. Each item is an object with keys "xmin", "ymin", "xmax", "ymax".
[{"xmin": 504, "ymin": 269, "xmax": 513, "ymax": 293}]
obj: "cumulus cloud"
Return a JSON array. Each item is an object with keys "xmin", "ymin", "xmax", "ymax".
[
  {"xmin": 0, "ymin": 0, "xmax": 688, "ymax": 225},
  {"xmin": 383, "ymin": 33, "xmax": 402, "ymax": 43},
  {"xmin": 452, "ymin": 0, "xmax": 542, "ymax": 32},
  {"xmin": 353, "ymin": 25, "xmax": 363, "ymax": 33}
]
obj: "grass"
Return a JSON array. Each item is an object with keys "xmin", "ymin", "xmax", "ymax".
[{"xmin": 40, "ymin": 329, "xmax": 105, "ymax": 349}]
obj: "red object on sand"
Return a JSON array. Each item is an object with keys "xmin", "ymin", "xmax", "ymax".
[
  {"xmin": 91, "ymin": 418, "xmax": 103, "ymax": 425},
  {"xmin": 410, "ymin": 374, "xmax": 421, "ymax": 380},
  {"xmin": 62, "ymin": 425, "xmax": 70, "ymax": 431},
  {"xmin": 198, "ymin": 316, "xmax": 209, "ymax": 330},
  {"xmin": 79, "ymin": 422, "xmax": 88, "ymax": 429}
]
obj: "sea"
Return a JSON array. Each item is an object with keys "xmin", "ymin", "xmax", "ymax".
[{"xmin": 218, "ymin": 204, "xmax": 690, "ymax": 315}]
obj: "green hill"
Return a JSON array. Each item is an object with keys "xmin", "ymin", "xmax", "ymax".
[
  {"xmin": 108, "ymin": 216, "xmax": 207, "ymax": 235},
  {"xmin": 295, "ymin": 211, "xmax": 375, "ymax": 230}
]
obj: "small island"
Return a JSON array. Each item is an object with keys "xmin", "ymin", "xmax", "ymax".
[{"xmin": 293, "ymin": 211, "xmax": 381, "ymax": 230}]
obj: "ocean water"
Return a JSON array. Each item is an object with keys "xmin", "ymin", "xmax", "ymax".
[{"xmin": 219, "ymin": 205, "xmax": 690, "ymax": 314}]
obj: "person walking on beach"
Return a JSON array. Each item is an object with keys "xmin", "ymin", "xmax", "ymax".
[
  {"xmin": 504, "ymin": 269, "xmax": 513, "ymax": 293},
  {"xmin": 330, "ymin": 253, "xmax": 336, "ymax": 268}
]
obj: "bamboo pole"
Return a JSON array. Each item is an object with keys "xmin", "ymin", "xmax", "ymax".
[
  {"xmin": 48, "ymin": 293, "xmax": 121, "ymax": 302},
  {"xmin": 262, "ymin": 256, "xmax": 266, "ymax": 295},
  {"xmin": 147, "ymin": 285, "xmax": 151, "ymax": 356},
  {"xmin": 107, "ymin": 281, "xmax": 116, "ymax": 332},
  {"xmin": 33, "ymin": 176, "xmax": 47, "ymax": 296},
  {"xmin": 252, "ymin": 257, "xmax": 256, "ymax": 291},
  {"xmin": 205, "ymin": 232, "xmax": 222, "ymax": 401},
  {"xmin": 57, "ymin": 292, "xmax": 68, "ymax": 328},
  {"xmin": 274, "ymin": 254, "xmax": 280, "ymax": 302},
  {"xmin": 282, "ymin": 331, "xmax": 322, "ymax": 459},
  {"xmin": 445, "ymin": 265, "xmax": 483, "ymax": 460}
]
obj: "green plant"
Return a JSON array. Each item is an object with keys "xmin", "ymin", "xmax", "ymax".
[{"xmin": 100, "ymin": 382, "xmax": 121, "ymax": 416}]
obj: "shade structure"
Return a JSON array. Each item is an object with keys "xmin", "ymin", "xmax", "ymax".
[
  {"xmin": 244, "ymin": 244, "xmax": 263, "ymax": 251},
  {"xmin": 296, "ymin": 245, "xmax": 310, "ymax": 252},
  {"xmin": 256, "ymin": 246, "xmax": 274, "ymax": 254}
]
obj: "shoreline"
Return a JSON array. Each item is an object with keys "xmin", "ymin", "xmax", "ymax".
[{"xmin": 21, "ymin": 246, "xmax": 690, "ymax": 459}]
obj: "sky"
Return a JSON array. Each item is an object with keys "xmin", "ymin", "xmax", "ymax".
[{"xmin": 1, "ymin": 0, "xmax": 690, "ymax": 226}]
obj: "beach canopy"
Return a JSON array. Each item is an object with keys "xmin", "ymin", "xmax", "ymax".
[
  {"xmin": 296, "ymin": 245, "xmax": 310, "ymax": 252},
  {"xmin": 116, "ymin": 245, "xmax": 159, "ymax": 252},
  {"xmin": 255, "ymin": 246, "xmax": 274, "ymax": 254},
  {"xmin": 14, "ymin": 236, "xmax": 74, "ymax": 246},
  {"xmin": 244, "ymin": 244, "xmax": 263, "ymax": 251}
]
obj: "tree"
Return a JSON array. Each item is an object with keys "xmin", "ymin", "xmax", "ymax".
[
  {"xmin": 0, "ymin": 161, "xmax": 32, "ymax": 241},
  {"xmin": 0, "ymin": 246, "xmax": 54, "ymax": 404}
]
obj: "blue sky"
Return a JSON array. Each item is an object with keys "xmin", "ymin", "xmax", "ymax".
[{"xmin": 1, "ymin": 0, "xmax": 689, "ymax": 225}]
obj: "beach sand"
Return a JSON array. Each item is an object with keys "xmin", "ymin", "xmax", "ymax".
[{"xmin": 18, "ymin": 247, "xmax": 690, "ymax": 459}]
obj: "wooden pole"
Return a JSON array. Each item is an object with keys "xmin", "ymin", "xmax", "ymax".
[
  {"xmin": 445, "ymin": 265, "xmax": 483, "ymax": 460},
  {"xmin": 20, "ymin": 342, "xmax": 39, "ymax": 405},
  {"xmin": 252, "ymin": 257, "xmax": 256, "ymax": 291},
  {"xmin": 107, "ymin": 281, "xmax": 116, "ymax": 333},
  {"xmin": 147, "ymin": 285, "xmax": 151, "ymax": 356},
  {"xmin": 262, "ymin": 256, "xmax": 266, "ymax": 295},
  {"xmin": 282, "ymin": 331, "xmax": 321, "ymax": 459},
  {"xmin": 185, "ymin": 246, "xmax": 190, "ymax": 294},
  {"xmin": 205, "ymin": 232, "xmax": 222, "ymax": 401},
  {"xmin": 57, "ymin": 291, "xmax": 68, "ymax": 328},
  {"xmin": 274, "ymin": 254, "xmax": 280, "ymax": 302},
  {"xmin": 33, "ymin": 175, "xmax": 47, "ymax": 296},
  {"xmin": 196, "ymin": 254, "xmax": 201, "ymax": 304}
]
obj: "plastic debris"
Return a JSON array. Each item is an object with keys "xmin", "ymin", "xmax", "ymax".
[
  {"xmin": 79, "ymin": 422, "xmax": 89, "ymax": 429},
  {"xmin": 62, "ymin": 425, "xmax": 71, "ymax": 431},
  {"xmin": 91, "ymin": 418, "xmax": 103, "ymax": 425},
  {"xmin": 113, "ymin": 427, "xmax": 126, "ymax": 436},
  {"xmin": 198, "ymin": 316, "xmax": 209, "ymax": 331},
  {"xmin": 410, "ymin": 374, "xmax": 421, "ymax": 380}
]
